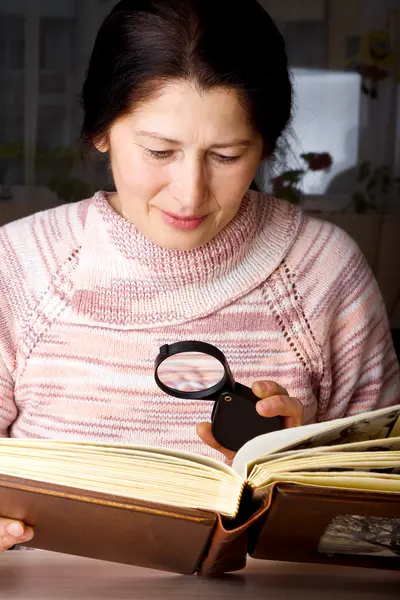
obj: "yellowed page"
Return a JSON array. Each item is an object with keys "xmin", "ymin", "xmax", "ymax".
[
  {"xmin": 233, "ymin": 405, "xmax": 400, "ymax": 478},
  {"xmin": 247, "ymin": 435, "xmax": 400, "ymax": 468},
  {"xmin": 252, "ymin": 471, "xmax": 400, "ymax": 500},
  {"xmin": 249, "ymin": 450, "xmax": 400, "ymax": 486},
  {"xmin": 0, "ymin": 440, "xmax": 243, "ymax": 517}
]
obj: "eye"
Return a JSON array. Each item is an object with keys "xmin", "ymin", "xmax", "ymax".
[
  {"xmin": 145, "ymin": 149, "xmax": 174, "ymax": 160},
  {"xmin": 212, "ymin": 153, "xmax": 241, "ymax": 164}
]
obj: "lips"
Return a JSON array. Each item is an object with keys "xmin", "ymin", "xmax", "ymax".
[{"xmin": 161, "ymin": 211, "xmax": 207, "ymax": 231}]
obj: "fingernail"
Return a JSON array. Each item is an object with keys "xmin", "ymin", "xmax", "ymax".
[
  {"xmin": 254, "ymin": 382, "xmax": 266, "ymax": 395},
  {"xmin": 257, "ymin": 399, "xmax": 271, "ymax": 414},
  {"xmin": 6, "ymin": 522, "xmax": 24, "ymax": 538},
  {"xmin": 21, "ymin": 528, "xmax": 34, "ymax": 541}
]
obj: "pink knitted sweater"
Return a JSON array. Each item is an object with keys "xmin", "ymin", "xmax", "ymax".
[{"xmin": 0, "ymin": 191, "xmax": 399, "ymax": 460}]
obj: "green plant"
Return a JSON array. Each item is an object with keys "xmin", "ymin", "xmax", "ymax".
[
  {"xmin": 0, "ymin": 142, "xmax": 24, "ymax": 161},
  {"xmin": 351, "ymin": 161, "xmax": 399, "ymax": 213},
  {"xmin": 36, "ymin": 146, "xmax": 92, "ymax": 203},
  {"xmin": 0, "ymin": 142, "xmax": 24, "ymax": 199},
  {"xmin": 0, "ymin": 143, "xmax": 93, "ymax": 203},
  {"xmin": 271, "ymin": 152, "xmax": 333, "ymax": 204}
]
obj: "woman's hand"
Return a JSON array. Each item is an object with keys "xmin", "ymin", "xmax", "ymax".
[
  {"xmin": 0, "ymin": 518, "xmax": 34, "ymax": 552},
  {"xmin": 196, "ymin": 380, "xmax": 304, "ymax": 464}
]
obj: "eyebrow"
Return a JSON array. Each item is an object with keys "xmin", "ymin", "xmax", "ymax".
[{"xmin": 136, "ymin": 131, "xmax": 252, "ymax": 148}]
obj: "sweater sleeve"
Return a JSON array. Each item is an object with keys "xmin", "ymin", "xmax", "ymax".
[
  {"xmin": 0, "ymin": 201, "xmax": 88, "ymax": 437},
  {"xmin": 285, "ymin": 213, "xmax": 400, "ymax": 422},
  {"xmin": 318, "ymin": 235, "xmax": 400, "ymax": 420},
  {"xmin": 0, "ymin": 233, "xmax": 18, "ymax": 437},
  {"xmin": 0, "ymin": 351, "xmax": 16, "ymax": 437}
]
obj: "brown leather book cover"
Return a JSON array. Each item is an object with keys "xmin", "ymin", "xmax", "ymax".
[
  {"xmin": 249, "ymin": 483, "xmax": 400, "ymax": 571},
  {"xmin": 2, "ymin": 473, "xmax": 400, "ymax": 574},
  {"xmin": 198, "ymin": 484, "xmax": 273, "ymax": 576},
  {"xmin": 0, "ymin": 474, "xmax": 217, "ymax": 574},
  {"xmin": 199, "ymin": 483, "xmax": 400, "ymax": 575}
]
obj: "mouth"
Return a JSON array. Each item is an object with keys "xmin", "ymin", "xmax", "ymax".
[{"xmin": 161, "ymin": 210, "xmax": 207, "ymax": 231}]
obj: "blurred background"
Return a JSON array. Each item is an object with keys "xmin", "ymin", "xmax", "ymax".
[{"xmin": 0, "ymin": 0, "xmax": 399, "ymax": 344}]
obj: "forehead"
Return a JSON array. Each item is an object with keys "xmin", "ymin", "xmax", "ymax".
[{"xmin": 118, "ymin": 80, "xmax": 256, "ymax": 140}]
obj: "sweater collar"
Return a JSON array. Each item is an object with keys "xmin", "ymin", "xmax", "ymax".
[{"xmin": 69, "ymin": 190, "xmax": 303, "ymax": 327}]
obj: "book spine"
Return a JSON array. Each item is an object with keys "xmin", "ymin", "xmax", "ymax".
[{"xmin": 199, "ymin": 484, "xmax": 273, "ymax": 576}]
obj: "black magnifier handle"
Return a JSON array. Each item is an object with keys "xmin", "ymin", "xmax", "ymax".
[
  {"xmin": 211, "ymin": 382, "xmax": 284, "ymax": 452},
  {"xmin": 154, "ymin": 341, "xmax": 284, "ymax": 452}
]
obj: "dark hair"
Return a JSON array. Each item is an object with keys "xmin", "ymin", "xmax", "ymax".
[{"xmin": 81, "ymin": 0, "xmax": 292, "ymax": 156}]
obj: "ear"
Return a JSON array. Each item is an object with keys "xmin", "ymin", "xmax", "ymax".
[{"xmin": 93, "ymin": 135, "xmax": 109, "ymax": 154}]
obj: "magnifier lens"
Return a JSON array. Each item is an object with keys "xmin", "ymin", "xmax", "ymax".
[{"xmin": 156, "ymin": 351, "xmax": 224, "ymax": 393}]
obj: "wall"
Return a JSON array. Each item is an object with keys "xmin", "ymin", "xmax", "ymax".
[
  {"xmin": 0, "ymin": 0, "xmax": 75, "ymax": 17},
  {"xmin": 258, "ymin": 0, "xmax": 325, "ymax": 22}
]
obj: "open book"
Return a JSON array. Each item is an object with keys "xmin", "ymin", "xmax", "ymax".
[{"xmin": 1, "ymin": 404, "xmax": 400, "ymax": 575}]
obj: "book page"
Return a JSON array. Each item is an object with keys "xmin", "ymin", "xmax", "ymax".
[
  {"xmin": 233, "ymin": 405, "xmax": 400, "ymax": 479},
  {"xmin": 252, "ymin": 471, "xmax": 400, "ymax": 501},
  {"xmin": 0, "ymin": 439, "xmax": 243, "ymax": 518},
  {"xmin": 247, "ymin": 436, "xmax": 400, "ymax": 468},
  {"xmin": 0, "ymin": 438, "xmax": 235, "ymax": 476},
  {"xmin": 249, "ymin": 451, "xmax": 400, "ymax": 488}
]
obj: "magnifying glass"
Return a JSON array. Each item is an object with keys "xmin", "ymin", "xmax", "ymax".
[{"xmin": 154, "ymin": 341, "xmax": 284, "ymax": 452}]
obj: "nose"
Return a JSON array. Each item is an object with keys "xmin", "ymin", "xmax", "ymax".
[{"xmin": 175, "ymin": 157, "xmax": 207, "ymax": 213}]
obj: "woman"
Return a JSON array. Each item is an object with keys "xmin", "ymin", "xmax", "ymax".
[{"xmin": 0, "ymin": 0, "xmax": 399, "ymax": 550}]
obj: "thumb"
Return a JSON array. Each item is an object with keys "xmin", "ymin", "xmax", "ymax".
[
  {"xmin": 0, "ymin": 519, "xmax": 34, "ymax": 550},
  {"xmin": 196, "ymin": 422, "xmax": 236, "ymax": 463}
]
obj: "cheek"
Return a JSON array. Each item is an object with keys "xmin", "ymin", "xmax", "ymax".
[
  {"xmin": 112, "ymin": 149, "xmax": 168, "ymax": 198},
  {"xmin": 214, "ymin": 160, "xmax": 258, "ymax": 198},
  {"xmin": 211, "ymin": 160, "xmax": 259, "ymax": 219},
  {"xmin": 239, "ymin": 154, "xmax": 263, "ymax": 180}
]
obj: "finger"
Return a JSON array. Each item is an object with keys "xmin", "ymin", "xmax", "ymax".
[
  {"xmin": 252, "ymin": 380, "xmax": 289, "ymax": 399},
  {"xmin": 256, "ymin": 395, "xmax": 304, "ymax": 427},
  {"xmin": 196, "ymin": 422, "xmax": 236, "ymax": 463},
  {"xmin": 0, "ymin": 520, "xmax": 34, "ymax": 550}
]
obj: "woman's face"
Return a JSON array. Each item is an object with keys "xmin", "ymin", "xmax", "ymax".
[{"xmin": 102, "ymin": 80, "xmax": 264, "ymax": 250}]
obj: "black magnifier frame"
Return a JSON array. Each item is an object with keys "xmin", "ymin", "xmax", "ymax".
[
  {"xmin": 154, "ymin": 340, "xmax": 284, "ymax": 452},
  {"xmin": 154, "ymin": 340, "xmax": 233, "ymax": 400}
]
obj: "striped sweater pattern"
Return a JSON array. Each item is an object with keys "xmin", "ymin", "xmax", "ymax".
[{"xmin": 0, "ymin": 191, "xmax": 399, "ymax": 461}]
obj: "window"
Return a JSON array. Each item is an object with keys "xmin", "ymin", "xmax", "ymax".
[
  {"xmin": 0, "ymin": 14, "xmax": 24, "ymax": 70},
  {"xmin": 284, "ymin": 21, "xmax": 327, "ymax": 69},
  {"xmin": 40, "ymin": 18, "xmax": 74, "ymax": 72}
]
